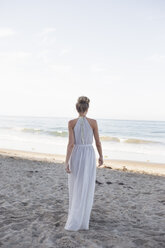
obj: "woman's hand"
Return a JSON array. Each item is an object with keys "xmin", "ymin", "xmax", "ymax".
[
  {"xmin": 65, "ymin": 162, "xmax": 71, "ymax": 173},
  {"xmin": 98, "ymin": 156, "xmax": 103, "ymax": 167}
]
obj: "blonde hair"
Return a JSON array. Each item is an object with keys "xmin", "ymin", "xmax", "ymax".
[{"xmin": 76, "ymin": 96, "xmax": 90, "ymax": 113}]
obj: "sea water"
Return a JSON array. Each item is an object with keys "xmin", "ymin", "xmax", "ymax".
[{"xmin": 0, "ymin": 115, "xmax": 165, "ymax": 163}]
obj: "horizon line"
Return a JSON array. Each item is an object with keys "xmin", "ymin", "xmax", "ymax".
[{"xmin": 0, "ymin": 114, "xmax": 164, "ymax": 122}]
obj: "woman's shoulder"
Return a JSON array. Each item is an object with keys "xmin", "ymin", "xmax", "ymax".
[
  {"xmin": 86, "ymin": 117, "xmax": 96, "ymax": 123},
  {"xmin": 68, "ymin": 118, "xmax": 78, "ymax": 126},
  {"xmin": 86, "ymin": 117, "xmax": 98, "ymax": 129}
]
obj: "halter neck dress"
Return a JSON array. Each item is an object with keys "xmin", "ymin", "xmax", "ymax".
[{"xmin": 64, "ymin": 116, "xmax": 96, "ymax": 231}]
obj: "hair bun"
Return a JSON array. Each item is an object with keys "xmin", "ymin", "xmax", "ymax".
[
  {"xmin": 78, "ymin": 96, "xmax": 90, "ymax": 105},
  {"xmin": 76, "ymin": 96, "xmax": 90, "ymax": 113}
]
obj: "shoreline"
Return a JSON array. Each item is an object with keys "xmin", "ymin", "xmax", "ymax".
[{"xmin": 0, "ymin": 147, "xmax": 165, "ymax": 176}]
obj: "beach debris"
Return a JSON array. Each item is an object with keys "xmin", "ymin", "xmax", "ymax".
[
  {"xmin": 96, "ymin": 180, "xmax": 103, "ymax": 184},
  {"xmin": 106, "ymin": 181, "xmax": 112, "ymax": 184},
  {"xmin": 127, "ymin": 186, "xmax": 133, "ymax": 189},
  {"xmin": 54, "ymin": 221, "xmax": 60, "ymax": 227},
  {"xmin": 103, "ymin": 165, "xmax": 112, "ymax": 169},
  {"xmin": 158, "ymin": 200, "xmax": 165, "ymax": 205},
  {"xmin": 21, "ymin": 201, "xmax": 29, "ymax": 206},
  {"xmin": 122, "ymin": 166, "xmax": 127, "ymax": 171},
  {"xmin": 118, "ymin": 182, "xmax": 124, "ymax": 185}
]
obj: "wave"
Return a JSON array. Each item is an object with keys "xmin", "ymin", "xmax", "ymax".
[
  {"xmin": 100, "ymin": 136, "xmax": 120, "ymax": 142},
  {"xmin": 22, "ymin": 128, "xmax": 68, "ymax": 137},
  {"xmin": 22, "ymin": 128, "xmax": 44, "ymax": 133},
  {"xmin": 0, "ymin": 127, "xmax": 161, "ymax": 143},
  {"xmin": 100, "ymin": 136, "xmax": 159, "ymax": 144},
  {"xmin": 123, "ymin": 138, "xmax": 158, "ymax": 144},
  {"xmin": 46, "ymin": 131, "xmax": 68, "ymax": 137}
]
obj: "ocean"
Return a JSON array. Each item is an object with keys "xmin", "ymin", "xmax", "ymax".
[{"xmin": 0, "ymin": 115, "xmax": 165, "ymax": 163}]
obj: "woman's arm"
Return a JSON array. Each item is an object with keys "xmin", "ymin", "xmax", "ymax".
[
  {"xmin": 93, "ymin": 120, "xmax": 103, "ymax": 166},
  {"xmin": 65, "ymin": 120, "xmax": 75, "ymax": 172}
]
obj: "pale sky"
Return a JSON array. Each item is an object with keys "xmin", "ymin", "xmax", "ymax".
[{"xmin": 0, "ymin": 0, "xmax": 165, "ymax": 121}]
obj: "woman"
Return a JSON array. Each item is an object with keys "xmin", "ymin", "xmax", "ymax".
[{"xmin": 64, "ymin": 96, "xmax": 103, "ymax": 231}]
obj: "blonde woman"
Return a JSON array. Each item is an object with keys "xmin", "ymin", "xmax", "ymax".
[{"xmin": 64, "ymin": 96, "xmax": 103, "ymax": 231}]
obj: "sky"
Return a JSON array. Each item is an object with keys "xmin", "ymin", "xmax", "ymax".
[{"xmin": 0, "ymin": 0, "xmax": 165, "ymax": 121}]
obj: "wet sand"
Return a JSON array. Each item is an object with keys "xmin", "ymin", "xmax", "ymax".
[{"xmin": 0, "ymin": 148, "xmax": 165, "ymax": 248}]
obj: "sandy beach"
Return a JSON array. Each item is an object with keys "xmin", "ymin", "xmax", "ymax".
[{"xmin": 0, "ymin": 148, "xmax": 165, "ymax": 248}]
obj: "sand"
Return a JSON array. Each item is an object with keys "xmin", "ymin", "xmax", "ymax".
[{"xmin": 0, "ymin": 148, "xmax": 165, "ymax": 248}]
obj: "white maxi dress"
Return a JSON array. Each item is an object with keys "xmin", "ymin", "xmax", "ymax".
[{"xmin": 64, "ymin": 116, "xmax": 96, "ymax": 231}]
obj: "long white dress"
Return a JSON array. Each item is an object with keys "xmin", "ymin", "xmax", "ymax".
[{"xmin": 64, "ymin": 116, "xmax": 96, "ymax": 231}]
